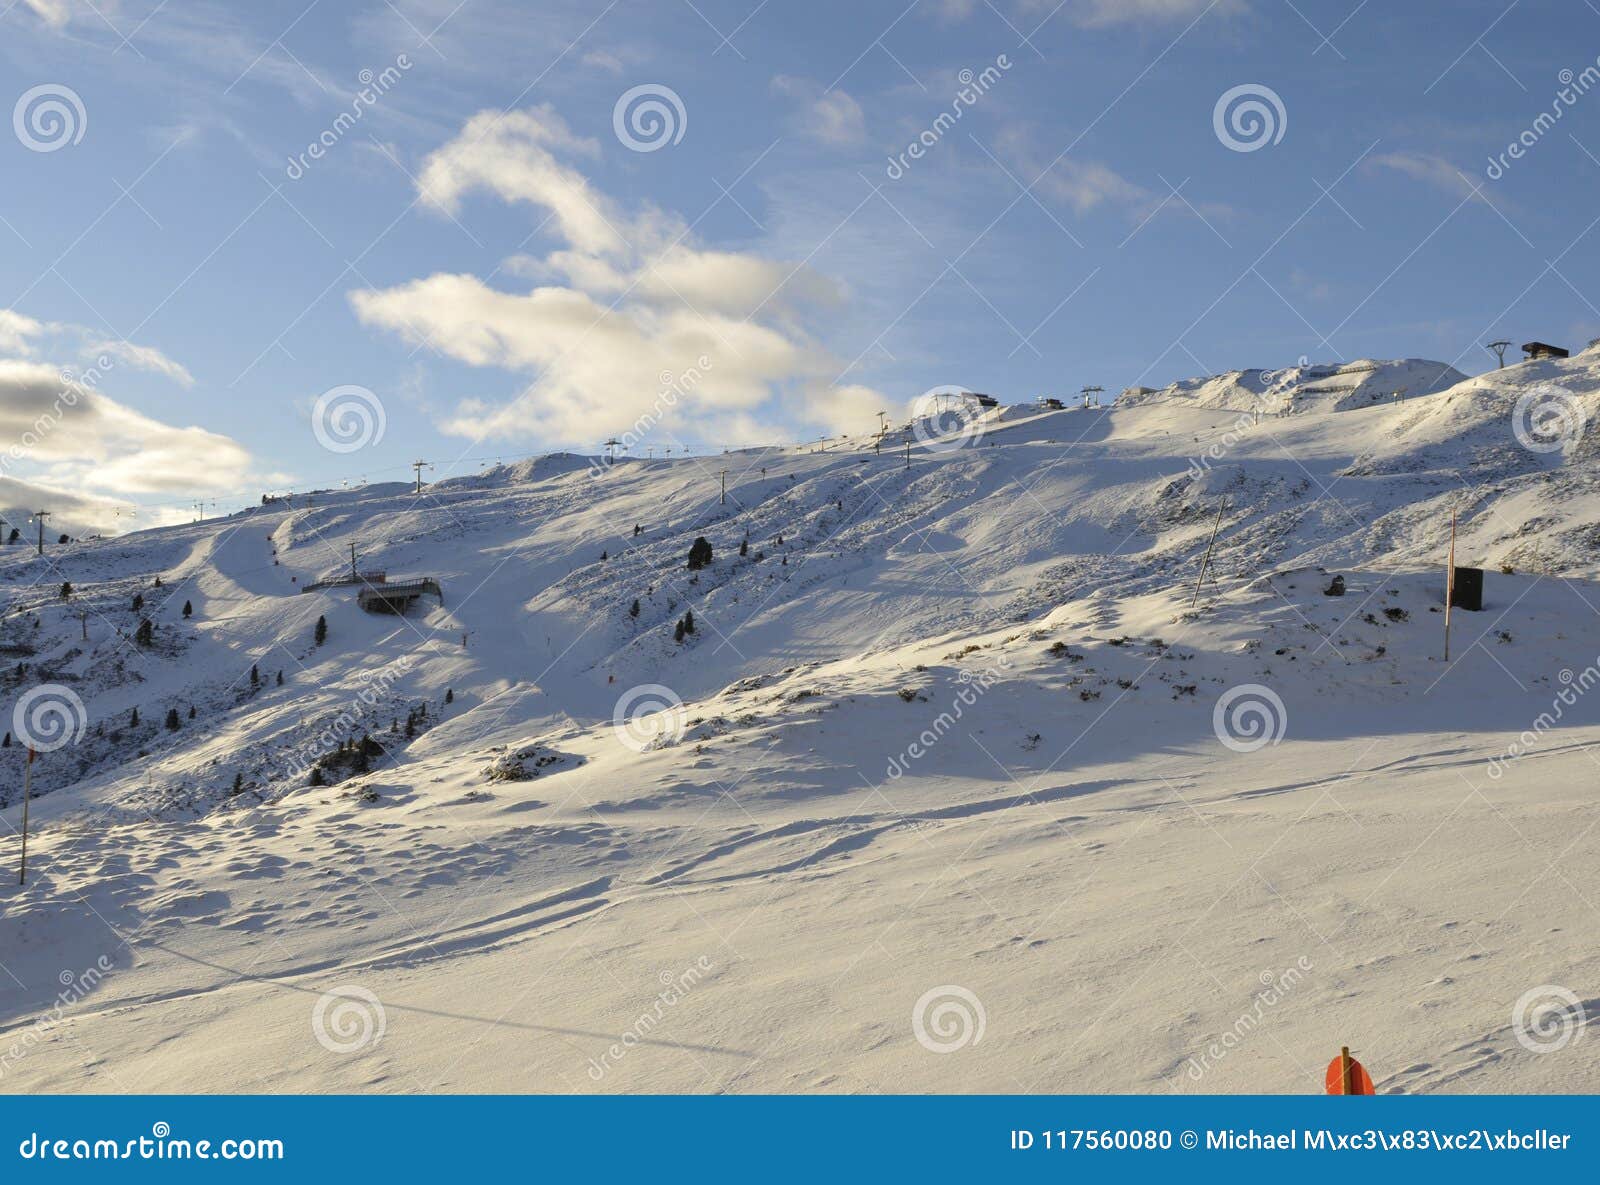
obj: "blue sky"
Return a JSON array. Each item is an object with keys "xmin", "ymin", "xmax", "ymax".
[{"xmin": 1, "ymin": 0, "xmax": 1596, "ymax": 528}]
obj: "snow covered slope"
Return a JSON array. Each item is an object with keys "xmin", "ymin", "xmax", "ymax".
[
  {"xmin": 1, "ymin": 354, "xmax": 1597, "ymax": 1094},
  {"xmin": 1119, "ymin": 357, "xmax": 1469, "ymax": 417}
]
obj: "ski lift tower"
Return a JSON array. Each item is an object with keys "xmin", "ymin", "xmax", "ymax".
[
  {"xmin": 1081, "ymin": 385, "xmax": 1104, "ymax": 409},
  {"xmin": 1486, "ymin": 340, "xmax": 1511, "ymax": 369}
]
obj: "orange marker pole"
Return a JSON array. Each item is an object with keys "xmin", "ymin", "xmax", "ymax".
[{"xmin": 1340, "ymin": 1046, "xmax": 1353, "ymax": 1096}]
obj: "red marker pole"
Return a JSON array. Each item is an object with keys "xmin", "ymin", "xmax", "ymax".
[{"xmin": 18, "ymin": 747, "xmax": 34, "ymax": 885}]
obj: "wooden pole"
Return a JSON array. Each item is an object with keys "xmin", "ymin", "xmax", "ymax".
[
  {"xmin": 19, "ymin": 748, "xmax": 33, "ymax": 885},
  {"xmin": 1191, "ymin": 498, "xmax": 1228, "ymax": 608},
  {"xmin": 1444, "ymin": 508, "xmax": 1457, "ymax": 661},
  {"xmin": 1339, "ymin": 1046, "xmax": 1353, "ymax": 1095}
]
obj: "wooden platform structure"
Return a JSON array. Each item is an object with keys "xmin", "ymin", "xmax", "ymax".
[
  {"xmin": 357, "ymin": 578, "xmax": 442, "ymax": 615},
  {"xmin": 303, "ymin": 570, "xmax": 387, "ymax": 594}
]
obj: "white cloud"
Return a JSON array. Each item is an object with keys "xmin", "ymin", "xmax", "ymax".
[
  {"xmin": 86, "ymin": 340, "xmax": 196, "ymax": 387},
  {"xmin": 0, "ymin": 310, "xmax": 45, "ymax": 354},
  {"xmin": 0, "ymin": 309, "xmax": 194, "ymax": 385},
  {"xmin": 0, "ymin": 360, "xmax": 253, "ymax": 496},
  {"xmin": 772, "ymin": 77, "xmax": 867, "ymax": 147},
  {"xmin": 0, "ymin": 475, "xmax": 157, "ymax": 538},
  {"xmin": 1369, "ymin": 151, "xmax": 1485, "ymax": 203},
  {"xmin": 18, "ymin": 0, "xmax": 75, "ymax": 27},
  {"xmin": 996, "ymin": 128, "xmax": 1150, "ymax": 215},
  {"xmin": 1044, "ymin": 0, "xmax": 1243, "ymax": 27},
  {"xmin": 351, "ymin": 105, "xmax": 881, "ymax": 447},
  {"xmin": 581, "ymin": 49, "xmax": 625, "ymax": 74}
]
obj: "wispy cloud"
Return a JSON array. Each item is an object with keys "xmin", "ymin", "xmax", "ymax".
[
  {"xmin": 773, "ymin": 76, "xmax": 868, "ymax": 147},
  {"xmin": 351, "ymin": 105, "xmax": 881, "ymax": 447},
  {"xmin": 1368, "ymin": 151, "xmax": 1486, "ymax": 203}
]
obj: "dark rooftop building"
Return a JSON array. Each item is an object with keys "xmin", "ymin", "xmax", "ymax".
[{"xmin": 1522, "ymin": 341, "xmax": 1569, "ymax": 361}]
